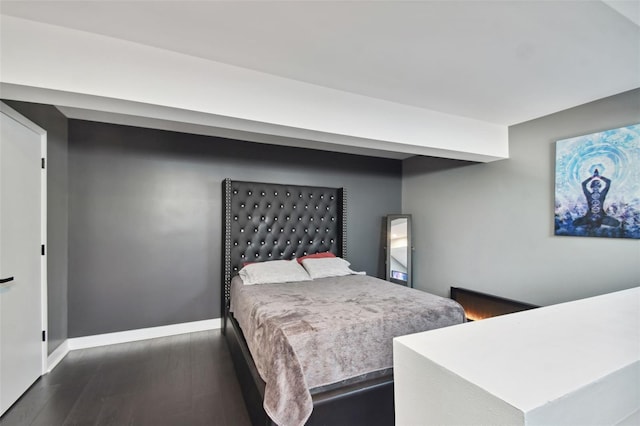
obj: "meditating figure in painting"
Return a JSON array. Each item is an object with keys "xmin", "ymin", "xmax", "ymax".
[{"xmin": 573, "ymin": 169, "xmax": 620, "ymax": 228}]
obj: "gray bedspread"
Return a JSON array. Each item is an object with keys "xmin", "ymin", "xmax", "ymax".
[{"xmin": 230, "ymin": 274, "xmax": 465, "ymax": 426}]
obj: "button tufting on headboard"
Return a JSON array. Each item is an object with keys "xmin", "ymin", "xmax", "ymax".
[{"xmin": 221, "ymin": 179, "xmax": 346, "ymax": 318}]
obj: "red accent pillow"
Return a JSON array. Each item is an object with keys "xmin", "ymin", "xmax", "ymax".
[{"xmin": 296, "ymin": 252, "xmax": 336, "ymax": 264}]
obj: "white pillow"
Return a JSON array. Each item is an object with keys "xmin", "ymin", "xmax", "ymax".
[
  {"xmin": 239, "ymin": 259, "xmax": 312, "ymax": 285},
  {"xmin": 301, "ymin": 257, "xmax": 365, "ymax": 279}
]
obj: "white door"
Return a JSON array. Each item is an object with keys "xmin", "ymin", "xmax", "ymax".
[{"xmin": 0, "ymin": 105, "xmax": 45, "ymax": 416}]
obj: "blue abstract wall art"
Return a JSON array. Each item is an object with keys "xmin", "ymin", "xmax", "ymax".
[{"xmin": 555, "ymin": 124, "xmax": 640, "ymax": 239}]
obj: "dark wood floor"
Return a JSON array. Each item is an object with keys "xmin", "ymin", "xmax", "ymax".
[{"xmin": 0, "ymin": 330, "xmax": 251, "ymax": 426}]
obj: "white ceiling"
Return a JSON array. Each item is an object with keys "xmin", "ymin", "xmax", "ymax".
[{"xmin": 1, "ymin": 0, "xmax": 639, "ymax": 127}]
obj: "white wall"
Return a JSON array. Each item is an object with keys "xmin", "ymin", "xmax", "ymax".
[
  {"xmin": 0, "ymin": 15, "xmax": 507, "ymax": 162},
  {"xmin": 394, "ymin": 287, "xmax": 640, "ymax": 426},
  {"xmin": 403, "ymin": 89, "xmax": 640, "ymax": 305}
]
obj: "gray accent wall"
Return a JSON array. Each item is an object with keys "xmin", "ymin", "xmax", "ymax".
[
  {"xmin": 4, "ymin": 100, "xmax": 69, "ymax": 355},
  {"xmin": 403, "ymin": 89, "xmax": 640, "ymax": 306},
  {"xmin": 68, "ymin": 120, "xmax": 401, "ymax": 337}
]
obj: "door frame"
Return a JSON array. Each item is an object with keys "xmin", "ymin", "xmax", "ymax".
[{"xmin": 1, "ymin": 102, "xmax": 48, "ymax": 375}]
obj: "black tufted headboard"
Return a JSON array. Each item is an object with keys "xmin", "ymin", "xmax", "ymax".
[{"xmin": 221, "ymin": 179, "xmax": 346, "ymax": 313}]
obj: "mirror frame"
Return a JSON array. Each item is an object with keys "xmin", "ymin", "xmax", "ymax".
[{"xmin": 385, "ymin": 214, "xmax": 412, "ymax": 288}]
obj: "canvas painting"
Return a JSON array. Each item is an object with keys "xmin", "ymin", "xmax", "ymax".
[{"xmin": 555, "ymin": 124, "xmax": 640, "ymax": 239}]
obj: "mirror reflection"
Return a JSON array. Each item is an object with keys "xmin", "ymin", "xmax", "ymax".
[{"xmin": 385, "ymin": 215, "xmax": 412, "ymax": 287}]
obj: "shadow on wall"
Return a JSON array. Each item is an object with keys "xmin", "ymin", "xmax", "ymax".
[{"xmin": 403, "ymin": 156, "xmax": 477, "ymax": 178}]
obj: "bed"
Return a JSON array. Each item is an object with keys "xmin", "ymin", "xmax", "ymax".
[{"xmin": 221, "ymin": 179, "xmax": 465, "ymax": 426}]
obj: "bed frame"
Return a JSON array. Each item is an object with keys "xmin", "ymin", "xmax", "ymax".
[{"xmin": 221, "ymin": 178, "xmax": 395, "ymax": 425}]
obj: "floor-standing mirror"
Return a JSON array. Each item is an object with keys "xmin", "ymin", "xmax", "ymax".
[{"xmin": 385, "ymin": 215, "xmax": 412, "ymax": 287}]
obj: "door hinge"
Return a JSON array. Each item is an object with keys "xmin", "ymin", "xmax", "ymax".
[
  {"xmin": 42, "ymin": 330, "xmax": 46, "ymax": 342},
  {"xmin": 41, "ymin": 158, "xmax": 46, "ymax": 169},
  {"xmin": 41, "ymin": 244, "xmax": 45, "ymax": 256}
]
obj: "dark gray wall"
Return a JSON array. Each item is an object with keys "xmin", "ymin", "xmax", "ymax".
[
  {"xmin": 68, "ymin": 120, "xmax": 401, "ymax": 337},
  {"xmin": 4, "ymin": 100, "xmax": 69, "ymax": 355},
  {"xmin": 403, "ymin": 89, "xmax": 640, "ymax": 306}
]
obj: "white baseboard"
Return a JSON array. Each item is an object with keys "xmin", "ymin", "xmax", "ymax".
[
  {"xmin": 44, "ymin": 318, "xmax": 221, "ymax": 374},
  {"xmin": 47, "ymin": 340, "xmax": 69, "ymax": 373},
  {"xmin": 67, "ymin": 318, "xmax": 222, "ymax": 351}
]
